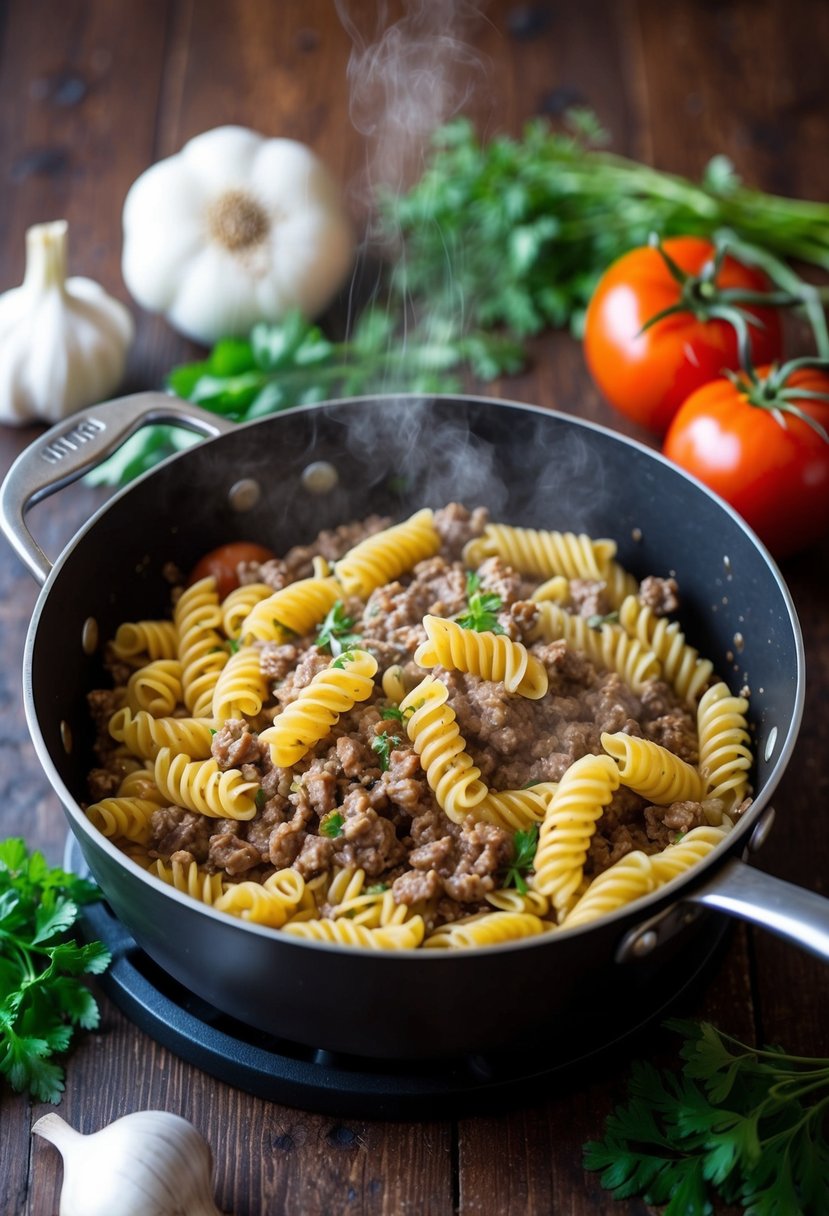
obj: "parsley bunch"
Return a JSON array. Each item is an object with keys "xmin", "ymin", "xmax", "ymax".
[
  {"xmin": 316, "ymin": 600, "xmax": 362, "ymax": 657},
  {"xmin": 584, "ymin": 1019, "xmax": 829, "ymax": 1215},
  {"xmin": 86, "ymin": 308, "xmax": 524, "ymax": 487},
  {"xmin": 381, "ymin": 110, "xmax": 829, "ymax": 341},
  {"xmin": 0, "ymin": 839, "xmax": 111, "ymax": 1103},
  {"xmin": 502, "ymin": 824, "xmax": 539, "ymax": 894}
]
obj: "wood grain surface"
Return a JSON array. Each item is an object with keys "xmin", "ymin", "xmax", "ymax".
[{"xmin": 1, "ymin": 2, "xmax": 827, "ymax": 1213}]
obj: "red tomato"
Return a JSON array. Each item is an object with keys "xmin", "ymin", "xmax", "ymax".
[
  {"xmin": 583, "ymin": 237, "xmax": 783, "ymax": 434},
  {"xmin": 189, "ymin": 542, "xmax": 276, "ymax": 598},
  {"xmin": 663, "ymin": 367, "xmax": 829, "ymax": 558}
]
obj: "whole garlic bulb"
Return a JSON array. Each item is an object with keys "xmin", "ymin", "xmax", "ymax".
[
  {"xmin": 0, "ymin": 220, "xmax": 134, "ymax": 425},
  {"xmin": 32, "ymin": 1109, "xmax": 224, "ymax": 1216},
  {"xmin": 121, "ymin": 124, "xmax": 355, "ymax": 344}
]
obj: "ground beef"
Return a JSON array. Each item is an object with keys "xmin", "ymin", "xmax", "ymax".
[
  {"xmin": 87, "ymin": 501, "xmax": 728, "ymax": 932},
  {"xmin": 639, "ymin": 575, "xmax": 680, "ymax": 615},
  {"xmin": 150, "ymin": 806, "xmax": 212, "ymax": 863}
]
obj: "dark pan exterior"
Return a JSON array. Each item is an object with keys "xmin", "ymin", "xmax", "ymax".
[{"xmin": 22, "ymin": 396, "xmax": 802, "ymax": 1058}]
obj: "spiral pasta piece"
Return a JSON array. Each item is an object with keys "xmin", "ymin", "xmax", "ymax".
[
  {"xmin": 415, "ymin": 615, "xmax": 548, "ymax": 699},
  {"xmin": 259, "ymin": 649, "xmax": 378, "ymax": 768},
  {"xmin": 486, "ymin": 887, "xmax": 551, "ymax": 916},
  {"xmin": 109, "ymin": 707, "xmax": 216, "ymax": 761},
  {"xmin": 619, "ymin": 594, "xmax": 713, "ymax": 704},
  {"xmin": 221, "ymin": 582, "xmax": 273, "ymax": 639},
  {"xmin": 331, "ymin": 888, "xmax": 412, "ymax": 928},
  {"xmin": 126, "ymin": 659, "xmax": 184, "ymax": 717},
  {"xmin": 175, "ymin": 576, "xmax": 227, "ymax": 717},
  {"xmin": 110, "ymin": 620, "xmax": 178, "ymax": 663},
  {"xmin": 475, "ymin": 783, "xmax": 558, "ymax": 831},
  {"xmin": 561, "ymin": 851, "xmax": 657, "ymax": 928},
  {"xmin": 650, "ymin": 825, "xmax": 728, "ymax": 883},
  {"xmin": 153, "ymin": 748, "xmax": 259, "ymax": 820},
  {"xmin": 530, "ymin": 575, "xmax": 570, "ymax": 603},
  {"xmin": 211, "ymin": 645, "xmax": 270, "ymax": 723},
  {"xmin": 282, "ymin": 916, "xmax": 425, "ymax": 949},
  {"xmin": 85, "ymin": 797, "xmax": 159, "ymax": 845},
  {"xmin": 462, "ymin": 524, "xmax": 616, "ymax": 580},
  {"xmin": 601, "ymin": 731, "xmax": 704, "ymax": 804},
  {"xmin": 336, "ymin": 509, "xmax": 440, "ymax": 598},
  {"xmin": 697, "ymin": 682, "xmax": 752, "ymax": 807},
  {"xmin": 239, "ymin": 576, "xmax": 341, "ymax": 643},
  {"xmin": 532, "ymin": 753, "xmax": 621, "ymax": 915},
  {"xmin": 423, "ymin": 911, "xmax": 549, "ymax": 948},
  {"xmin": 531, "ymin": 601, "xmax": 661, "ymax": 692},
  {"xmin": 116, "ymin": 768, "xmax": 165, "ymax": 803},
  {"xmin": 215, "ymin": 869, "xmax": 306, "ymax": 927},
  {"xmin": 150, "ymin": 857, "xmax": 226, "ymax": 906},
  {"xmin": 400, "ymin": 675, "xmax": 488, "ymax": 821}
]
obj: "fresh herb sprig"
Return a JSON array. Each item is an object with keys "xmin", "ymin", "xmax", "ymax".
[
  {"xmin": 316, "ymin": 600, "xmax": 362, "ymax": 657},
  {"xmin": 456, "ymin": 571, "xmax": 505, "ymax": 633},
  {"xmin": 371, "ymin": 731, "xmax": 401, "ymax": 771},
  {"xmin": 319, "ymin": 811, "xmax": 345, "ymax": 839},
  {"xmin": 381, "ymin": 110, "xmax": 829, "ymax": 341},
  {"xmin": 502, "ymin": 824, "xmax": 539, "ymax": 895},
  {"xmin": 584, "ymin": 1019, "xmax": 829, "ymax": 1215},
  {"xmin": 0, "ymin": 839, "xmax": 111, "ymax": 1103},
  {"xmin": 86, "ymin": 308, "xmax": 525, "ymax": 487}
]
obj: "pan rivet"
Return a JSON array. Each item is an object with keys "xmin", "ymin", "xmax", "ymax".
[
  {"xmin": 81, "ymin": 617, "xmax": 98, "ymax": 655},
  {"xmin": 228, "ymin": 478, "xmax": 262, "ymax": 512},
  {"xmin": 60, "ymin": 720, "xmax": 73, "ymax": 755},
  {"xmin": 748, "ymin": 806, "xmax": 776, "ymax": 853},
  {"xmin": 302, "ymin": 461, "xmax": 338, "ymax": 494},
  {"xmin": 631, "ymin": 929, "xmax": 658, "ymax": 957}
]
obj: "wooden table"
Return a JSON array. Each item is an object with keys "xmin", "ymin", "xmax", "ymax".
[{"xmin": 2, "ymin": 2, "xmax": 827, "ymax": 1212}]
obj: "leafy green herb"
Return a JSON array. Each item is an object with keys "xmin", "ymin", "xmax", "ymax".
[
  {"xmin": 330, "ymin": 650, "xmax": 357, "ymax": 670},
  {"xmin": 583, "ymin": 1019, "xmax": 829, "ymax": 1215},
  {"xmin": 366, "ymin": 883, "xmax": 389, "ymax": 895},
  {"xmin": 502, "ymin": 824, "xmax": 539, "ymax": 895},
  {"xmin": 227, "ymin": 637, "xmax": 241, "ymax": 655},
  {"xmin": 587, "ymin": 611, "xmax": 620, "ymax": 629},
  {"xmin": 319, "ymin": 812, "xmax": 345, "ymax": 839},
  {"xmin": 254, "ymin": 788, "xmax": 267, "ymax": 812},
  {"xmin": 380, "ymin": 111, "xmax": 829, "ymax": 341},
  {"xmin": 86, "ymin": 309, "xmax": 524, "ymax": 487},
  {"xmin": 381, "ymin": 705, "xmax": 414, "ymax": 723},
  {"xmin": 316, "ymin": 600, "xmax": 361, "ymax": 657},
  {"xmin": 456, "ymin": 570, "xmax": 505, "ymax": 634},
  {"xmin": 0, "ymin": 839, "xmax": 111, "ymax": 1103},
  {"xmin": 371, "ymin": 732, "xmax": 401, "ymax": 771}
]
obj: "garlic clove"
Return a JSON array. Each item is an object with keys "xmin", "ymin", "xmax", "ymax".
[{"xmin": 32, "ymin": 1109, "xmax": 225, "ymax": 1216}]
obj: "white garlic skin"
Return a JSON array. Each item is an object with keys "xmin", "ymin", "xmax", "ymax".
[
  {"xmin": 32, "ymin": 1109, "xmax": 224, "ymax": 1216},
  {"xmin": 0, "ymin": 220, "xmax": 133, "ymax": 426}
]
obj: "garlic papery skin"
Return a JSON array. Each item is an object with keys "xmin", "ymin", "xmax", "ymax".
[
  {"xmin": 0, "ymin": 220, "xmax": 134, "ymax": 426},
  {"xmin": 32, "ymin": 1109, "xmax": 224, "ymax": 1216},
  {"xmin": 121, "ymin": 124, "xmax": 355, "ymax": 344}
]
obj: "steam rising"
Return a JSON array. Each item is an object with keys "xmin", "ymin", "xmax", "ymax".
[{"xmin": 336, "ymin": 0, "xmax": 489, "ymax": 195}]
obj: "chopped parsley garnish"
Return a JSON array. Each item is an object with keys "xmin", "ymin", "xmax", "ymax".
[
  {"xmin": 226, "ymin": 637, "xmax": 241, "ymax": 654},
  {"xmin": 319, "ymin": 811, "xmax": 345, "ymax": 839},
  {"xmin": 254, "ymin": 788, "xmax": 267, "ymax": 812},
  {"xmin": 0, "ymin": 838, "xmax": 111, "ymax": 1102},
  {"xmin": 456, "ymin": 570, "xmax": 505, "ymax": 634},
  {"xmin": 330, "ymin": 649, "xmax": 357, "ymax": 670},
  {"xmin": 316, "ymin": 600, "xmax": 362, "ymax": 656},
  {"xmin": 587, "ymin": 611, "xmax": 619, "ymax": 629},
  {"xmin": 366, "ymin": 883, "xmax": 389, "ymax": 894},
  {"xmin": 502, "ymin": 824, "xmax": 539, "ymax": 894},
  {"xmin": 381, "ymin": 705, "xmax": 414, "ymax": 723},
  {"xmin": 371, "ymin": 732, "xmax": 401, "ymax": 771}
]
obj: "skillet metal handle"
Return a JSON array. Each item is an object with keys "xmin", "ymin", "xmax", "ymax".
[
  {"xmin": 685, "ymin": 857, "xmax": 829, "ymax": 961},
  {"xmin": 0, "ymin": 392, "xmax": 234, "ymax": 584},
  {"xmin": 618, "ymin": 857, "xmax": 829, "ymax": 964}
]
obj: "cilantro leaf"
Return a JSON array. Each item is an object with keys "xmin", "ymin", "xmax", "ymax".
[
  {"xmin": 456, "ymin": 570, "xmax": 506, "ymax": 634},
  {"xmin": 584, "ymin": 1020, "xmax": 829, "ymax": 1216},
  {"xmin": 316, "ymin": 600, "xmax": 362, "ymax": 657},
  {"xmin": 371, "ymin": 732, "xmax": 401, "ymax": 772},
  {"xmin": 0, "ymin": 838, "xmax": 110, "ymax": 1102},
  {"xmin": 320, "ymin": 812, "xmax": 345, "ymax": 839}
]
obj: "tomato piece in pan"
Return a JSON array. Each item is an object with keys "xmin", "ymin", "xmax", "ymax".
[{"xmin": 188, "ymin": 542, "xmax": 276, "ymax": 598}]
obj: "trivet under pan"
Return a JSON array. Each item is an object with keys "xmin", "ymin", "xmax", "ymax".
[{"xmin": 66, "ymin": 835, "xmax": 725, "ymax": 1119}]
